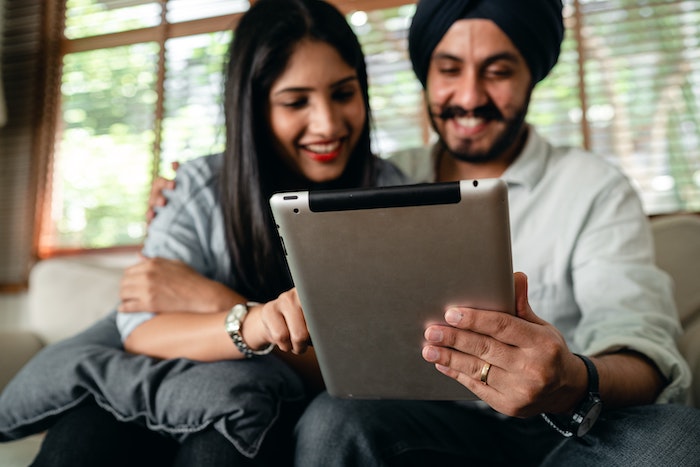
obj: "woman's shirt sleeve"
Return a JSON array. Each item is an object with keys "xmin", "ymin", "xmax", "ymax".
[{"xmin": 116, "ymin": 155, "xmax": 230, "ymax": 341}]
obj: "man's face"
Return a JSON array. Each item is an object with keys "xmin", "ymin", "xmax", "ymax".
[{"xmin": 426, "ymin": 19, "xmax": 533, "ymax": 164}]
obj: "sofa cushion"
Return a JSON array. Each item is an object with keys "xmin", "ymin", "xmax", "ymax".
[
  {"xmin": 651, "ymin": 214, "xmax": 700, "ymax": 326},
  {"xmin": 27, "ymin": 254, "xmax": 138, "ymax": 345},
  {"xmin": 650, "ymin": 214, "xmax": 700, "ymax": 408},
  {"xmin": 0, "ymin": 331, "xmax": 43, "ymax": 391},
  {"xmin": 0, "ymin": 313, "xmax": 305, "ymax": 458}
]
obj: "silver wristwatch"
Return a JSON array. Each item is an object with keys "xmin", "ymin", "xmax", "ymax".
[{"xmin": 224, "ymin": 302, "xmax": 274, "ymax": 358}]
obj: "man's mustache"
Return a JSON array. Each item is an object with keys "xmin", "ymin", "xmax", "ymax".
[{"xmin": 435, "ymin": 104, "xmax": 504, "ymax": 121}]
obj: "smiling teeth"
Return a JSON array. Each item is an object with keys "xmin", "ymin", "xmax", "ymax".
[
  {"xmin": 455, "ymin": 116, "xmax": 484, "ymax": 129},
  {"xmin": 306, "ymin": 142, "xmax": 340, "ymax": 154}
]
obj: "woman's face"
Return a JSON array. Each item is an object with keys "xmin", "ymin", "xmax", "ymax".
[{"xmin": 268, "ymin": 39, "xmax": 366, "ymax": 183}]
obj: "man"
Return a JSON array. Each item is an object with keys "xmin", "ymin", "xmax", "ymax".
[{"xmin": 293, "ymin": 1, "xmax": 700, "ymax": 465}]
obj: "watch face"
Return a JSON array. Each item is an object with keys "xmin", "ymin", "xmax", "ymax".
[
  {"xmin": 226, "ymin": 304, "xmax": 248, "ymax": 333},
  {"xmin": 576, "ymin": 399, "xmax": 603, "ymax": 437},
  {"xmin": 233, "ymin": 305, "xmax": 247, "ymax": 321}
]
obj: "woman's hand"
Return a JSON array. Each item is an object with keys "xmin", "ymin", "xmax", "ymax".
[
  {"xmin": 118, "ymin": 256, "xmax": 243, "ymax": 314},
  {"xmin": 249, "ymin": 288, "xmax": 312, "ymax": 355},
  {"xmin": 243, "ymin": 288, "xmax": 323, "ymax": 391}
]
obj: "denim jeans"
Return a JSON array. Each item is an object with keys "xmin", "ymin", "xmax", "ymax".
[
  {"xmin": 28, "ymin": 403, "xmax": 259, "ymax": 467},
  {"xmin": 30, "ymin": 399, "xmax": 304, "ymax": 467},
  {"xmin": 294, "ymin": 392, "xmax": 700, "ymax": 467}
]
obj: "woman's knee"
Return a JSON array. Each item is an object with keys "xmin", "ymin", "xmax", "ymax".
[
  {"xmin": 296, "ymin": 393, "xmax": 375, "ymax": 438},
  {"xmin": 30, "ymin": 404, "xmax": 176, "ymax": 467}
]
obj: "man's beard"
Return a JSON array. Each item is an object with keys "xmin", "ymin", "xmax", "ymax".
[{"xmin": 430, "ymin": 99, "xmax": 530, "ymax": 164}]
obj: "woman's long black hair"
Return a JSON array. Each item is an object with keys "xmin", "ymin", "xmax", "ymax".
[{"xmin": 220, "ymin": 0, "xmax": 377, "ymax": 302}]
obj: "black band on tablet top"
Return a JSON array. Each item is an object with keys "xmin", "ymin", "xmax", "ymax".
[{"xmin": 308, "ymin": 182, "xmax": 461, "ymax": 212}]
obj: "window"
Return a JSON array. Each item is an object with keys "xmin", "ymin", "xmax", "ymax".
[
  {"xmin": 0, "ymin": 0, "xmax": 48, "ymax": 287},
  {"xmin": 37, "ymin": 0, "xmax": 427, "ymax": 255},
  {"xmin": 2, "ymin": 0, "xmax": 699, "ymax": 272},
  {"xmin": 41, "ymin": 0, "xmax": 247, "ymax": 254},
  {"xmin": 568, "ymin": 0, "xmax": 700, "ymax": 214}
]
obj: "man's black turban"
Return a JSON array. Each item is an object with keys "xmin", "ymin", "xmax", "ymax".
[{"xmin": 408, "ymin": 0, "xmax": 564, "ymax": 87}]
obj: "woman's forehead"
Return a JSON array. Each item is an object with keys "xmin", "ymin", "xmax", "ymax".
[{"xmin": 271, "ymin": 40, "xmax": 357, "ymax": 93}]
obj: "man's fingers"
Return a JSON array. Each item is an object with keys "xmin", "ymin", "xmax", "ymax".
[{"xmin": 118, "ymin": 299, "xmax": 143, "ymax": 313}]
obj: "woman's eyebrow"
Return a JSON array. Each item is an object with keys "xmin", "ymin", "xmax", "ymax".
[
  {"xmin": 272, "ymin": 75, "xmax": 359, "ymax": 96},
  {"xmin": 330, "ymin": 75, "xmax": 359, "ymax": 88}
]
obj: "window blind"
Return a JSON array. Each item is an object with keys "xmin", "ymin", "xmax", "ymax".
[
  {"xmin": 0, "ymin": 0, "xmax": 44, "ymax": 287},
  {"xmin": 574, "ymin": 0, "xmax": 700, "ymax": 214},
  {"xmin": 352, "ymin": 4, "xmax": 427, "ymax": 154},
  {"xmin": 0, "ymin": 0, "xmax": 6, "ymax": 128}
]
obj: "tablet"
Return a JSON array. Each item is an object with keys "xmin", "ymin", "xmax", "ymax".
[{"xmin": 269, "ymin": 179, "xmax": 514, "ymax": 400}]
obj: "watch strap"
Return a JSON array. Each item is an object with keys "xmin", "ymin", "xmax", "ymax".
[
  {"xmin": 541, "ymin": 353, "xmax": 602, "ymax": 438},
  {"xmin": 575, "ymin": 353, "xmax": 600, "ymax": 394},
  {"xmin": 225, "ymin": 302, "xmax": 275, "ymax": 358}
]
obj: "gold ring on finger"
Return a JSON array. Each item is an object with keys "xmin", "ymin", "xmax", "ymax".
[{"xmin": 480, "ymin": 362, "xmax": 492, "ymax": 385}]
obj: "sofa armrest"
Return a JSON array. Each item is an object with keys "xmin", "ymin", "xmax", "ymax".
[
  {"xmin": 0, "ymin": 330, "xmax": 44, "ymax": 392},
  {"xmin": 678, "ymin": 319, "xmax": 700, "ymax": 408}
]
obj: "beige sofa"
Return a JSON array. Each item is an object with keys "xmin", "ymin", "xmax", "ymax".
[
  {"xmin": 650, "ymin": 214, "xmax": 700, "ymax": 407},
  {"xmin": 1, "ymin": 214, "xmax": 699, "ymax": 465},
  {"xmin": 0, "ymin": 252, "xmax": 138, "ymax": 466}
]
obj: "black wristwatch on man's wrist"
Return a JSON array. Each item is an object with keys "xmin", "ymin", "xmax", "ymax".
[{"xmin": 541, "ymin": 353, "xmax": 603, "ymax": 438}]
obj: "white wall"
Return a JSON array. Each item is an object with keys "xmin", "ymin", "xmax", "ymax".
[{"xmin": 0, "ymin": 291, "xmax": 29, "ymax": 329}]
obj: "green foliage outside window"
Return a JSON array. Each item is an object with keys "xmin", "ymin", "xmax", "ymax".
[{"xmin": 57, "ymin": 44, "xmax": 158, "ymax": 248}]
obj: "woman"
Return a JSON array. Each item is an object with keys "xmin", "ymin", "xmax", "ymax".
[{"xmin": 18, "ymin": 0, "xmax": 408, "ymax": 465}]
